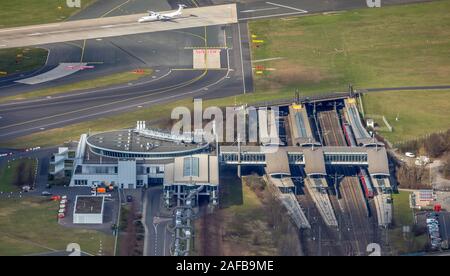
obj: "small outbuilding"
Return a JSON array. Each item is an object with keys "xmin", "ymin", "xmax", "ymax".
[{"xmin": 73, "ymin": 195, "xmax": 105, "ymax": 224}]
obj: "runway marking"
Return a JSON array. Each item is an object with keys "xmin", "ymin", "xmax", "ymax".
[
  {"xmin": 0, "ymin": 70, "xmax": 208, "ymax": 131},
  {"xmin": 240, "ymin": 7, "xmax": 279, "ymax": 13},
  {"xmin": 253, "ymin": 57, "xmax": 285, "ymax": 63},
  {"xmin": 184, "ymin": 46, "xmax": 228, "ymax": 49},
  {"xmin": 265, "ymin": 2, "xmax": 308, "ymax": 12},
  {"xmin": 190, "ymin": 0, "xmax": 200, "ymax": 8},
  {"xmin": 80, "ymin": 40, "xmax": 87, "ymax": 63},
  {"xmin": 0, "ymin": 68, "xmax": 232, "ymax": 138},
  {"xmin": 240, "ymin": 11, "xmax": 308, "ymax": 21},
  {"xmin": 239, "ymin": 3, "xmax": 308, "ymax": 21},
  {"xmin": 101, "ymin": 0, "xmax": 132, "ymax": 18},
  {"xmin": 237, "ymin": 23, "xmax": 247, "ymax": 94},
  {"xmin": 172, "ymin": 68, "xmax": 227, "ymax": 71}
]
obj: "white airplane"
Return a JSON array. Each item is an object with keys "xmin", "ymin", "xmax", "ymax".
[{"xmin": 138, "ymin": 4, "xmax": 186, "ymax": 23}]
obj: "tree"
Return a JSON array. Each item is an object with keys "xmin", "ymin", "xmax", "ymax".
[
  {"xmin": 425, "ymin": 133, "xmax": 446, "ymax": 157},
  {"xmin": 443, "ymin": 154, "xmax": 450, "ymax": 180}
]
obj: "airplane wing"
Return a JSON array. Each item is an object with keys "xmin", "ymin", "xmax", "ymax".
[
  {"xmin": 159, "ymin": 15, "xmax": 177, "ymax": 22},
  {"xmin": 148, "ymin": 10, "xmax": 159, "ymax": 16}
]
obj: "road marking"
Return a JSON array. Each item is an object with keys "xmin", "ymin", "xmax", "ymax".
[
  {"xmin": 253, "ymin": 57, "xmax": 284, "ymax": 63},
  {"xmin": 265, "ymin": 2, "xmax": 308, "ymax": 12},
  {"xmin": 80, "ymin": 40, "xmax": 87, "ymax": 63},
  {"xmin": 237, "ymin": 23, "xmax": 247, "ymax": 94},
  {"xmin": 0, "ymin": 69, "xmax": 230, "ymax": 138},
  {"xmin": 240, "ymin": 7, "xmax": 279, "ymax": 13},
  {"xmin": 240, "ymin": 11, "xmax": 308, "ymax": 20},
  {"xmin": 101, "ymin": 0, "xmax": 132, "ymax": 18},
  {"xmin": 0, "ymin": 69, "xmax": 173, "ymax": 109},
  {"xmin": 0, "ymin": 70, "xmax": 208, "ymax": 132}
]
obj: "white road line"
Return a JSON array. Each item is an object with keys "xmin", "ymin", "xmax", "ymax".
[
  {"xmin": 0, "ymin": 71, "xmax": 231, "ymax": 138},
  {"xmin": 240, "ymin": 7, "xmax": 279, "ymax": 13},
  {"xmin": 237, "ymin": 23, "xmax": 247, "ymax": 94},
  {"xmin": 240, "ymin": 11, "xmax": 308, "ymax": 21},
  {"xmin": 265, "ymin": 1, "xmax": 308, "ymax": 12},
  {"xmin": 0, "ymin": 70, "xmax": 173, "ymax": 108},
  {"xmin": 253, "ymin": 57, "xmax": 285, "ymax": 63}
]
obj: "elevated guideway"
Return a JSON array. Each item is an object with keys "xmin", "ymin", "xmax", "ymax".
[{"xmin": 220, "ymin": 145, "xmax": 388, "ymax": 173}]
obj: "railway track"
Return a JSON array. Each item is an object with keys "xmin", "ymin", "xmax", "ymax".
[{"xmin": 317, "ymin": 108, "xmax": 377, "ymax": 255}]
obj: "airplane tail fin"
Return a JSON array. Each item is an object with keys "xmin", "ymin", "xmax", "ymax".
[{"xmin": 177, "ymin": 4, "xmax": 186, "ymax": 14}]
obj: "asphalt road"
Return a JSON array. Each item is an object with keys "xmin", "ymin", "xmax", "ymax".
[
  {"xmin": 0, "ymin": 0, "xmax": 247, "ymax": 141},
  {"xmin": 144, "ymin": 187, "xmax": 172, "ymax": 256},
  {"xmin": 0, "ymin": 0, "xmax": 439, "ymax": 142}
]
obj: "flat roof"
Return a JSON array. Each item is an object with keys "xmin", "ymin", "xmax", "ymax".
[
  {"xmin": 86, "ymin": 130, "xmax": 207, "ymax": 153},
  {"xmin": 74, "ymin": 196, "xmax": 104, "ymax": 214},
  {"xmin": 265, "ymin": 152, "xmax": 290, "ymax": 175},
  {"xmin": 303, "ymin": 148, "xmax": 327, "ymax": 175},
  {"xmin": 165, "ymin": 154, "xmax": 219, "ymax": 185},
  {"xmin": 367, "ymin": 147, "xmax": 390, "ymax": 176}
]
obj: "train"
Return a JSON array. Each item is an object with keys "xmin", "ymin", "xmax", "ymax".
[
  {"xmin": 359, "ymin": 168, "xmax": 374, "ymax": 199},
  {"xmin": 342, "ymin": 122, "xmax": 357, "ymax": 147}
]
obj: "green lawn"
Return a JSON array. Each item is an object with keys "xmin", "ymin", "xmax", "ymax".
[
  {"xmin": 0, "ymin": 0, "xmax": 96, "ymax": 77},
  {"xmin": 0, "ymin": 158, "xmax": 37, "ymax": 192},
  {"xmin": 389, "ymin": 191, "xmax": 428, "ymax": 255},
  {"xmin": 362, "ymin": 90, "xmax": 450, "ymax": 143},
  {"xmin": 0, "ymin": 48, "xmax": 48, "ymax": 78},
  {"xmin": 249, "ymin": 0, "xmax": 450, "ymax": 97},
  {"xmin": 392, "ymin": 192, "xmax": 414, "ymax": 226},
  {"xmin": 0, "ymin": 69, "xmax": 153, "ymax": 102},
  {"xmin": 0, "ymin": 197, "xmax": 114, "ymax": 256},
  {"xmin": 0, "ymin": 0, "xmax": 97, "ymax": 28}
]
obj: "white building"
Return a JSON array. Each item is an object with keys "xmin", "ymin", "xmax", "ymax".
[
  {"xmin": 52, "ymin": 124, "xmax": 219, "ymax": 204},
  {"xmin": 66, "ymin": 128, "xmax": 210, "ymax": 189},
  {"xmin": 73, "ymin": 196, "xmax": 105, "ymax": 224},
  {"xmin": 163, "ymin": 154, "xmax": 219, "ymax": 205}
]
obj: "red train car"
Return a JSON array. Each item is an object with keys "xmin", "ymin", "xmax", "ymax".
[{"xmin": 359, "ymin": 169, "xmax": 374, "ymax": 198}]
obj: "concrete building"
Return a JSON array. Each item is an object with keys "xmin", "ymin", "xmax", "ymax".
[
  {"xmin": 73, "ymin": 196, "xmax": 105, "ymax": 224},
  {"xmin": 163, "ymin": 154, "xmax": 219, "ymax": 205},
  {"xmin": 52, "ymin": 123, "xmax": 219, "ymax": 204},
  {"xmin": 64, "ymin": 125, "xmax": 210, "ymax": 189}
]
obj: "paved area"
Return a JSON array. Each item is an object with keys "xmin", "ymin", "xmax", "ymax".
[
  {"xmin": 143, "ymin": 187, "xmax": 173, "ymax": 256},
  {"xmin": 0, "ymin": 4, "xmax": 238, "ymax": 48},
  {"xmin": 15, "ymin": 63, "xmax": 89, "ymax": 85}
]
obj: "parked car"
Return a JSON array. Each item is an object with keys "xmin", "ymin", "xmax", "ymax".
[
  {"xmin": 41, "ymin": 191, "xmax": 52, "ymax": 196},
  {"xmin": 126, "ymin": 195, "xmax": 133, "ymax": 202}
]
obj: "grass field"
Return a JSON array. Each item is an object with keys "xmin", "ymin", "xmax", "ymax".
[
  {"xmin": 0, "ymin": 48, "xmax": 48, "ymax": 77},
  {"xmin": 362, "ymin": 90, "xmax": 450, "ymax": 143},
  {"xmin": 249, "ymin": 0, "xmax": 450, "ymax": 97},
  {"xmin": 0, "ymin": 69, "xmax": 153, "ymax": 102},
  {"xmin": 389, "ymin": 191, "xmax": 428, "ymax": 255},
  {"xmin": 2, "ymin": 1, "xmax": 450, "ymax": 148},
  {"xmin": 0, "ymin": 158, "xmax": 36, "ymax": 192},
  {"xmin": 0, "ymin": 0, "xmax": 96, "ymax": 28},
  {"xmin": 0, "ymin": 197, "xmax": 114, "ymax": 256}
]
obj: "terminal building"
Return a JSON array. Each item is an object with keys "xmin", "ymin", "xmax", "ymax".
[{"xmin": 53, "ymin": 122, "xmax": 217, "ymax": 203}]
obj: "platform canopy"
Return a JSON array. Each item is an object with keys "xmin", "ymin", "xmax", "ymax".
[
  {"xmin": 367, "ymin": 147, "xmax": 390, "ymax": 176},
  {"xmin": 303, "ymin": 148, "xmax": 327, "ymax": 176},
  {"xmin": 265, "ymin": 151, "xmax": 290, "ymax": 176}
]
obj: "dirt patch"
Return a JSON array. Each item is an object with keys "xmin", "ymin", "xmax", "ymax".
[{"xmin": 267, "ymin": 60, "xmax": 326, "ymax": 85}]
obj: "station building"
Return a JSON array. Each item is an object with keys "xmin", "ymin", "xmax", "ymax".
[{"xmin": 53, "ymin": 122, "xmax": 216, "ymax": 200}]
